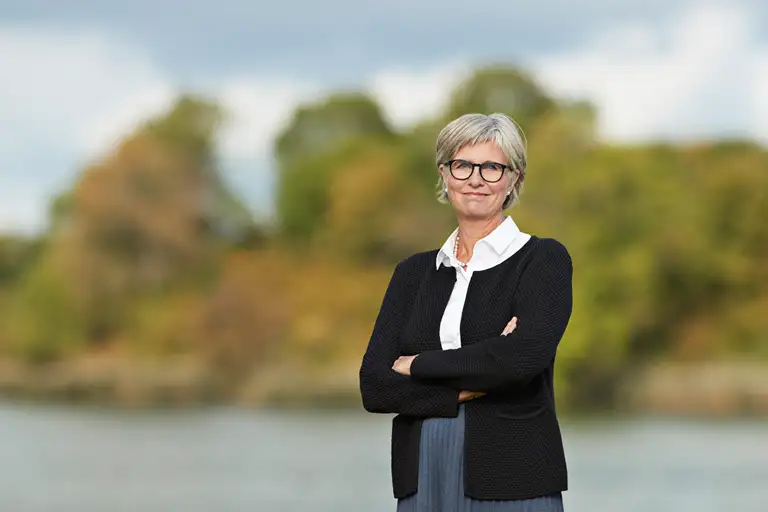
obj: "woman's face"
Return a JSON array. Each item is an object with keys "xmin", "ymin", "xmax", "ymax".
[{"xmin": 440, "ymin": 140, "xmax": 518, "ymax": 219}]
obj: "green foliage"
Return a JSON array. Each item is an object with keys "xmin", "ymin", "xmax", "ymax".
[
  {"xmin": 274, "ymin": 92, "xmax": 396, "ymax": 245},
  {"xmin": 274, "ymin": 91, "xmax": 393, "ymax": 169},
  {"xmin": 143, "ymin": 94, "xmax": 223, "ymax": 164},
  {"xmin": 316, "ymin": 141, "xmax": 454, "ymax": 264},
  {"xmin": 399, "ymin": 120, "xmax": 454, "ymax": 200},
  {"xmin": 445, "ymin": 65, "xmax": 556, "ymax": 131},
  {"xmin": 275, "ymin": 143, "xmax": 351, "ymax": 244},
  {"xmin": 0, "ymin": 235, "xmax": 43, "ymax": 286},
  {"xmin": 0, "ymin": 258, "xmax": 87, "ymax": 363}
]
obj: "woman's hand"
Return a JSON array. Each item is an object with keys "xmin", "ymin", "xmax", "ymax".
[
  {"xmin": 457, "ymin": 316, "xmax": 518, "ymax": 402},
  {"xmin": 502, "ymin": 316, "xmax": 518, "ymax": 336},
  {"xmin": 458, "ymin": 390, "xmax": 486, "ymax": 402},
  {"xmin": 392, "ymin": 355, "xmax": 417, "ymax": 375}
]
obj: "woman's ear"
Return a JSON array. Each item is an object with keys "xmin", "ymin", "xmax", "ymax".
[
  {"xmin": 508, "ymin": 169, "xmax": 519, "ymax": 188},
  {"xmin": 438, "ymin": 165, "xmax": 450, "ymax": 185}
]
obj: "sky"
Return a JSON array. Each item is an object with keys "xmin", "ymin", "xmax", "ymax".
[{"xmin": 1, "ymin": 0, "xmax": 767, "ymax": 233}]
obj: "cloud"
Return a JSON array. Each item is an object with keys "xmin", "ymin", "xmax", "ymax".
[
  {"xmin": 0, "ymin": 27, "xmax": 316, "ymax": 233},
  {"xmin": 365, "ymin": 61, "xmax": 469, "ymax": 129},
  {"xmin": 214, "ymin": 62, "xmax": 467, "ymax": 163},
  {"xmin": 0, "ymin": 26, "xmax": 178, "ymax": 233},
  {"xmin": 214, "ymin": 79, "xmax": 322, "ymax": 161},
  {"xmin": 0, "ymin": 27, "xmax": 176, "ymax": 155},
  {"xmin": 533, "ymin": 2, "xmax": 768, "ymax": 143},
  {"xmin": 751, "ymin": 53, "xmax": 768, "ymax": 142},
  {"xmin": 0, "ymin": 24, "xmax": 464, "ymax": 233}
]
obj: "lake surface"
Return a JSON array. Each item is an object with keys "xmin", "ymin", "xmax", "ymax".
[{"xmin": 1, "ymin": 402, "xmax": 767, "ymax": 511}]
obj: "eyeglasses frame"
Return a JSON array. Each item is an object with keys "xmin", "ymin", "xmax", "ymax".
[{"xmin": 441, "ymin": 159, "xmax": 518, "ymax": 183}]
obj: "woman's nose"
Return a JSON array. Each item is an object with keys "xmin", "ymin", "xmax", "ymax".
[{"xmin": 468, "ymin": 167, "xmax": 484, "ymax": 186}]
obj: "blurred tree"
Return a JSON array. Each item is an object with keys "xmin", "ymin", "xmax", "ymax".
[
  {"xmin": 0, "ymin": 64, "xmax": 766, "ymax": 413},
  {"xmin": 274, "ymin": 93, "xmax": 394, "ymax": 244},
  {"xmin": 399, "ymin": 120, "xmax": 451, "ymax": 200},
  {"xmin": 0, "ymin": 255, "xmax": 87, "ymax": 363},
  {"xmin": 144, "ymin": 96, "xmax": 256, "ymax": 241},
  {"xmin": 29, "ymin": 95, "xmax": 254, "ymax": 345},
  {"xmin": 274, "ymin": 91, "xmax": 393, "ymax": 169},
  {"xmin": 48, "ymin": 190, "xmax": 75, "ymax": 233},
  {"xmin": 125, "ymin": 248, "xmax": 291, "ymax": 386},
  {"xmin": 318, "ymin": 141, "xmax": 453, "ymax": 263},
  {"xmin": 0, "ymin": 235, "xmax": 43, "ymax": 287},
  {"xmin": 445, "ymin": 65, "xmax": 555, "ymax": 131},
  {"xmin": 276, "ymin": 140, "xmax": 361, "ymax": 244},
  {"xmin": 192, "ymin": 249, "xmax": 291, "ymax": 382}
]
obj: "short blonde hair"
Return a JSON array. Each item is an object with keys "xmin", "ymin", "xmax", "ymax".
[{"xmin": 435, "ymin": 113, "xmax": 527, "ymax": 210}]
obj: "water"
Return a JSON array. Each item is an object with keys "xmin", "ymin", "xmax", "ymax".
[{"xmin": 1, "ymin": 402, "xmax": 766, "ymax": 511}]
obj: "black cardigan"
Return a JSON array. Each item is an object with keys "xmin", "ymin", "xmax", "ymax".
[{"xmin": 359, "ymin": 235, "xmax": 573, "ymax": 501}]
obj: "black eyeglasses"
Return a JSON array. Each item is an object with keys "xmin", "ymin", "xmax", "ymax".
[{"xmin": 442, "ymin": 159, "xmax": 516, "ymax": 183}]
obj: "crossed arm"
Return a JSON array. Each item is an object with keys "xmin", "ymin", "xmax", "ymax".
[
  {"xmin": 358, "ymin": 259, "xmax": 462, "ymax": 417},
  {"xmin": 359, "ymin": 240, "xmax": 572, "ymax": 416},
  {"xmin": 396, "ymin": 241, "xmax": 573, "ymax": 393}
]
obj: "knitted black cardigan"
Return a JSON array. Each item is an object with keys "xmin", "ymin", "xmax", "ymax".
[{"xmin": 359, "ymin": 236, "xmax": 573, "ymax": 500}]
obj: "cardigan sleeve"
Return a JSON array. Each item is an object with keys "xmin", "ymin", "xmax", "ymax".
[
  {"xmin": 359, "ymin": 259, "xmax": 461, "ymax": 417},
  {"xmin": 409, "ymin": 239, "xmax": 573, "ymax": 393}
]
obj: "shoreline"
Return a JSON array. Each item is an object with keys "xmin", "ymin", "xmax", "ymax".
[{"xmin": 1, "ymin": 357, "xmax": 766, "ymax": 418}]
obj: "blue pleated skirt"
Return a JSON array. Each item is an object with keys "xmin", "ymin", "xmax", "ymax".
[{"xmin": 396, "ymin": 405, "xmax": 564, "ymax": 512}]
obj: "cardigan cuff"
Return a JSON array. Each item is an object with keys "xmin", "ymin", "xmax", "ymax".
[{"xmin": 410, "ymin": 351, "xmax": 441, "ymax": 380}]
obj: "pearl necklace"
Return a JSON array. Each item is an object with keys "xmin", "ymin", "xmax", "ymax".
[{"xmin": 454, "ymin": 231, "xmax": 468, "ymax": 269}]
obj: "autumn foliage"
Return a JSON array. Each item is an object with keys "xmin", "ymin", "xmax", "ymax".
[{"xmin": 0, "ymin": 65, "xmax": 766, "ymax": 410}]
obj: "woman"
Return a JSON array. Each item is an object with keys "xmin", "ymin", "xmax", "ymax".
[{"xmin": 359, "ymin": 113, "xmax": 573, "ymax": 511}]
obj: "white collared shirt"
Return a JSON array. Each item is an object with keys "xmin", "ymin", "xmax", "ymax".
[{"xmin": 435, "ymin": 216, "xmax": 531, "ymax": 351}]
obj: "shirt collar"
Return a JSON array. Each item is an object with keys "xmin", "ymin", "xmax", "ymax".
[
  {"xmin": 435, "ymin": 216, "xmax": 521, "ymax": 269},
  {"xmin": 436, "ymin": 227, "xmax": 459, "ymax": 269},
  {"xmin": 482, "ymin": 215, "xmax": 521, "ymax": 255}
]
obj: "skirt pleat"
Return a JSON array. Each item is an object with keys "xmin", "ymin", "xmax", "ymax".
[{"xmin": 396, "ymin": 405, "xmax": 564, "ymax": 512}]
